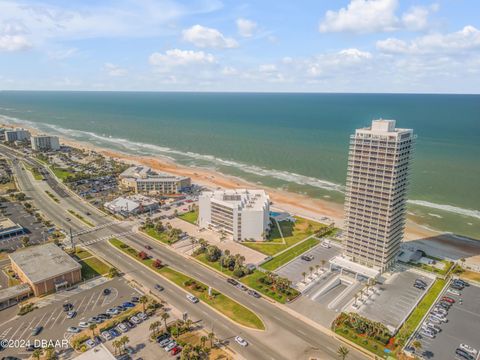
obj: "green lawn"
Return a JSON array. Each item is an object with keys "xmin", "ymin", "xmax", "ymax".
[
  {"xmin": 261, "ymin": 237, "xmax": 320, "ymax": 271},
  {"xmin": 396, "ymin": 278, "xmax": 447, "ymax": 347},
  {"xmin": 142, "ymin": 227, "xmax": 171, "ymax": 244},
  {"xmin": 68, "ymin": 209, "xmax": 94, "ymax": 227},
  {"xmin": 178, "ymin": 209, "xmax": 198, "ymax": 224},
  {"xmin": 242, "ymin": 217, "xmax": 326, "ymax": 256},
  {"xmin": 109, "ymin": 238, "xmax": 264, "ymax": 330},
  {"xmin": 240, "ymin": 270, "xmax": 300, "ymax": 304},
  {"xmin": 79, "ymin": 257, "xmax": 112, "ymax": 280},
  {"xmin": 50, "ymin": 166, "xmax": 72, "ymax": 181},
  {"xmin": 334, "ymin": 326, "xmax": 387, "ymax": 358},
  {"xmin": 195, "ymin": 253, "xmax": 235, "ymax": 277},
  {"xmin": 75, "ymin": 248, "xmax": 93, "ymax": 260},
  {"xmin": 24, "ymin": 163, "xmax": 43, "ymax": 180},
  {"xmin": 409, "ymin": 259, "xmax": 454, "ymax": 276}
]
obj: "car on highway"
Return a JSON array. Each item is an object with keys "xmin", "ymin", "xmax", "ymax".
[
  {"xmin": 227, "ymin": 278, "xmax": 239, "ymax": 286},
  {"xmin": 31, "ymin": 326, "xmax": 43, "ymax": 336},
  {"xmin": 186, "ymin": 294, "xmax": 199, "ymax": 303},
  {"xmin": 145, "ymin": 245, "xmax": 152, "ymax": 250},
  {"xmin": 236, "ymin": 283, "xmax": 248, "ymax": 291},
  {"xmin": 67, "ymin": 326, "xmax": 81, "ymax": 333},
  {"xmin": 248, "ymin": 289, "xmax": 261, "ymax": 298},
  {"xmin": 235, "ymin": 336, "xmax": 248, "ymax": 347},
  {"xmin": 66, "ymin": 311, "xmax": 77, "ymax": 318},
  {"xmin": 154, "ymin": 284, "xmax": 164, "ymax": 291}
]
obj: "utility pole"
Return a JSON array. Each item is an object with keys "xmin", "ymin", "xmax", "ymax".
[{"xmin": 69, "ymin": 227, "xmax": 75, "ymax": 251}]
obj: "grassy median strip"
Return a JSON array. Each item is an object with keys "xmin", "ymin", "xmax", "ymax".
[
  {"xmin": 109, "ymin": 238, "xmax": 265, "ymax": 330},
  {"xmin": 45, "ymin": 190, "xmax": 60, "ymax": 203},
  {"xmin": 261, "ymin": 237, "xmax": 320, "ymax": 271},
  {"xmin": 68, "ymin": 209, "xmax": 94, "ymax": 227},
  {"xmin": 24, "ymin": 163, "xmax": 43, "ymax": 180}
]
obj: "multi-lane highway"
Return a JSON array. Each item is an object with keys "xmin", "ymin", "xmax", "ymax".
[{"xmin": 2, "ymin": 145, "xmax": 368, "ymax": 360}]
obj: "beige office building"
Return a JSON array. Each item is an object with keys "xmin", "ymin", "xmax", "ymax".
[
  {"xmin": 119, "ymin": 165, "xmax": 190, "ymax": 194},
  {"xmin": 31, "ymin": 135, "xmax": 60, "ymax": 151},
  {"xmin": 341, "ymin": 119, "xmax": 415, "ymax": 273}
]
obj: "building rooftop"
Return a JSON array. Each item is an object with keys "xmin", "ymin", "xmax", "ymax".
[
  {"xmin": 0, "ymin": 218, "xmax": 23, "ymax": 232},
  {"xmin": 9, "ymin": 243, "xmax": 81, "ymax": 284},
  {"xmin": 0, "ymin": 283, "xmax": 31, "ymax": 303},
  {"xmin": 104, "ymin": 194, "xmax": 157, "ymax": 213},
  {"xmin": 355, "ymin": 119, "xmax": 413, "ymax": 138},
  {"xmin": 120, "ymin": 165, "xmax": 189, "ymax": 181},
  {"xmin": 203, "ymin": 189, "xmax": 270, "ymax": 211},
  {"xmin": 74, "ymin": 344, "xmax": 116, "ymax": 360}
]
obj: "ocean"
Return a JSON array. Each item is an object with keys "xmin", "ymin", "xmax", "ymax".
[{"xmin": 0, "ymin": 91, "xmax": 479, "ymax": 239}]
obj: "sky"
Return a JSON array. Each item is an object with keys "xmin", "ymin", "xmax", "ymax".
[{"xmin": 1, "ymin": 0, "xmax": 479, "ymax": 93}]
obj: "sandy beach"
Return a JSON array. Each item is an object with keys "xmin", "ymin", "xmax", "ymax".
[{"xmin": 5, "ymin": 123, "xmax": 480, "ymax": 262}]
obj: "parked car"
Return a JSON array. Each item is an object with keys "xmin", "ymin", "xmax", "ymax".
[
  {"xmin": 459, "ymin": 344, "xmax": 478, "ymax": 356},
  {"xmin": 101, "ymin": 331, "xmax": 113, "ymax": 341},
  {"xmin": 154, "ymin": 284, "xmax": 164, "ymax": 291},
  {"xmin": 415, "ymin": 278, "xmax": 427, "ymax": 286},
  {"xmin": 85, "ymin": 339, "xmax": 96, "ymax": 349},
  {"xmin": 130, "ymin": 315, "xmax": 141, "ymax": 324},
  {"xmin": 186, "ymin": 294, "xmax": 199, "ymax": 303},
  {"xmin": 63, "ymin": 303, "xmax": 73, "ymax": 311},
  {"xmin": 420, "ymin": 330, "xmax": 435, "ymax": 339},
  {"xmin": 67, "ymin": 326, "xmax": 81, "ymax": 333},
  {"xmin": 235, "ymin": 336, "xmax": 248, "ymax": 347},
  {"xmin": 450, "ymin": 283, "xmax": 464, "ymax": 290},
  {"xmin": 158, "ymin": 339, "xmax": 172, "ymax": 347},
  {"xmin": 413, "ymin": 283, "xmax": 426, "ymax": 290},
  {"xmin": 456, "ymin": 348, "xmax": 475, "ymax": 360},
  {"xmin": 109, "ymin": 329, "xmax": 120, "ymax": 337},
  {"xmin": 131, "ymin": 296, "xmax": 140, "ymax": 303},
  {"xmin": 301, "ymin": 254, "xmax": 314, "ymax": 261},
  {"xmin": 227, "ymin": 278, "xmax": 239, "ymax": 286},
  {"xmin": 447, "ymin": 288, "xmax": 461, "ymax": 296},
  {"xmin": 117, "ymin": 323, "xmax": 129, "ymax": 333},
  {"xmin": 78, "ymin": 322, "xmax": 89, "ymax": 328},
  {"xmin": 164, "ymin": 341, "xmax": 177, "ymax": 352},
  {"xmin": 103, "ymin": 288, "xmax": 111, "ymax": 295},
  {"xmin": 427, "ymin": 317, "xmax": 442, "ymax": 325},
  {"xmin": 156, "ymin": 333, "xmax": 170, "ymax": 343},
  {"xmin": 122, "ymin": 301, "xmax": 135, "ymax": 308},
  {"xmin": 442, "ymin": 296, "xmax": 455, "ymax": 303},
  {"xmin": 320, "ymin": 241, "xmax": 331, "ymax": 249},
  {"xmin": 66, "ymin": 311, "xmax": 77, "ymax": 319},
  {"xmin": 454, "ymin": 279, "xmax": 469, "ymax": 287},
  {"xmin": 171, "ymin": 346, "xmax": 182, "ymax": 355},
  {"xmin": 137, "ymin": 312, "xmax": 148, "ymax": 321}
]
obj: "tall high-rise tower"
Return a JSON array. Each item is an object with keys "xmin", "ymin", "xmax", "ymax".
[{"xmin": 343, "ymin": 119, "xmax": 414, "ymax": 273}]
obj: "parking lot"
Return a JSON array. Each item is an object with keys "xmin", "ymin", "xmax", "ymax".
[
  {"xmin": 275, "ymin": 241, "xmax": 341, "ymax": 284},
  {"xmin": 412, "ymin": 280, "xmax": 480, "ymax": 360},
  {"xmin": 0, "ymin": 200, "xmax": 48, "ymax": 251},
  {"xmin": 357, "ymin": 266, "xmax": 434, "ymax": 333},
  {"xmin": 0, "ymin": 277, "xmax": 140, "ymax": 359}
]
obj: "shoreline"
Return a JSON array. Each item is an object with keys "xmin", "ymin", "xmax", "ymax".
[{"xmin": 3, "ymin": 123, "xmax": 480, "ymax": 262}]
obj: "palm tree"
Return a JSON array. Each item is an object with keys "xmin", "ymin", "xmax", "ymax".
[
  {"xmin": 44, "ymin": 345, "xmax": 55, "ymax": 360},
  {"xmin": 200, "ymin": 335, "xmax": 207, "ymax": 348},
  {"xmin": 309, "ymin": 266, "xmax": 314, "ymax": 276},
  {"xmin": 32, "ymin": 349, "xmax": 42, "ymax": 360},
  {"xmin": 120, "ymin": 336, "xmax": 129, "ymax": 352},
  {"xmin": 150, "ymin": 320, "xmax": 161, "ymax": 337},
  {"xmin": 337, "ymin": 345, "xmax": 350, "ymax": 360},
  {"xmin": 89, "ymin": 323, "xmax": 97, "ymax": 338},
  {"xmin": 161, "ymin": 312, "xmax": 170, "ymax": 332},
  {"xmin": 321, "ymin": 259, "xmax": 326, "ymax": 268},
  {"xmin": 139, "ymin": 295, "xmax": 148, "ymax": 312},
  {"xmin": 184, "ymin": 318, "xmax": 193, "ymax": 332},
  {"xmin": 208, "ymin": 331, "xmax": 215, "ymax": 348},
  {"xmin": 315, "ymin": 264, "xmax": 320, "ymax": 274},
  {"xmin": 302, "ymin": 271, "xmax": 307, "ymax": 282},
  {"xmin": 21, "ymin": 236, "xmax": 30, "ymax": 247},
  {"xmin": 112, "ymin": 340, "xmax": 121, "ymax": 355}
]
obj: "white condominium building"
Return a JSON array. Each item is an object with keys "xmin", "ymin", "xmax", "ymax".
[
  {"xmin": 198, "ymin": 189, "xmax": 270, "ymax": 241},
  {"xmin": 342, "ymin": 119, "xmax": 415, "ymax": 273},
  {"xmin": 119, "ymin": 165, "xmax": 191, "ymax": 194},
  {"xmin": 31, "ymin": 135, "xmax": 60, "ymax": 151},
  {"xmin": 4, "ymin": 129, "xmax": 30, "ymax": 143}
]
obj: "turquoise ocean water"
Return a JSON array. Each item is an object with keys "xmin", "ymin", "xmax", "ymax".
[{"xmin": 0, "ymin": 91, "xmax": 479, "ymax": 239}]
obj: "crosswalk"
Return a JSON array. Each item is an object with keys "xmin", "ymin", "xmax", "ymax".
[
  {"xmin": 78, "ymin": 231, "xmax": 134, "ymax": 246},
  {"xmin": 73, "ymin": 221, "xmax": 123, "ymax": 236}
]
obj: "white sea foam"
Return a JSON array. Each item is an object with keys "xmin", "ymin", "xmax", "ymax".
[
  {"xmin": 2, "ymin": 114, "xmax": 480, "ymax": 220},
  {"xmin": 408, "ymin": 200, "xmax": 480, "ymax": 220}
]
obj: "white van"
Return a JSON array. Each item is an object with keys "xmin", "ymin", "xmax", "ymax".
[{"xmin": 320, "ymin": 241, "xmax": 331, "ymax": 249}]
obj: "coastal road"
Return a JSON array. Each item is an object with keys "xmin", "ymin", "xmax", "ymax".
[{"xmin": 3, "ymin": 147, "xmax": 368, "ymax": 360}]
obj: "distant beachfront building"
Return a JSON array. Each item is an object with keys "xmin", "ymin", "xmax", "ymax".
[
  {"xmin": 331, "ymin": 120, "xmax": 415, "ymax": 276},
  {"xmin": 198, "ymin": 189, "xmax": 270, "ymax": 241},
  {"xmin": 4, "ymin": 128, "xmax": 30, "ymax": 143},
  {"xmin": 119, "ymin": 165, "xmax": 190, "ymax": 194},
  {"xmin": 104, "ymin": 194, "xmax": 159, "ymax": 216},
  {"xmin": 31, "ymin": 135, "xmax": 60, "ymax": 151}
]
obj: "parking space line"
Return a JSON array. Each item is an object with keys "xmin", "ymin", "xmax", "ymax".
[
  {"xmin": 8, "ymin": 321, "xmax": 25, "ymax": 340},
  {"xmin": 92, "ymin": 291, "xmax": 103, "ymax": 309},
  {"xmin": 17, "ymin": 317, "xmax": 36, "ymax": 340},
  {"xmin": 26, "ymin": 312, "xmax": 49, "ymax": 340},
  {"xmin": 0, "ymin": 327, "xmax": 12, "ymax": 338},
  {"xmin": 75, "ymin": 295, "xmax": 88, "ymax": 316},
  {"xmin": 50, "ymin": 308, "xmax": 65, "ymax": 328}
]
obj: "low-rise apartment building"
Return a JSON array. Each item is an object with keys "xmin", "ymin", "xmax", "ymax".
[
  {"xmin": 198, "ymin": 189, "xmax": 270, "ymax": 241},
  {"xmin": 119, "ymin": 165, "xmax": 190, "ymax": 194}
]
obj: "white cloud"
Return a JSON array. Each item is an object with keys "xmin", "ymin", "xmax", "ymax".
[
  {"xmin": 377, "ymin": 26, "xmax": 480, "ymax": 54},
  {"xmin": 182, "ymin": 25, "xmax": 238, "ymax": 48},
  {"xmin": 236, "ymin": 18, "xmax": 257, "ymax": 37},
  {"xmin": 149, "ymin": 49, "xmax": 216, "ymax": 67},
  {"xmin": 319, "ymin": 0, "xmax": 437, "ymax": 33},
  {"xmin": 319, "ymin": 0, "xmax": 398, "ymax": 33},
  {"xmin": 104, "ymin": 63, "xmax": 128, "ymax": 77},
  {"xmin": 48, "ymin": 48, "xmax": 78, "ymax": 60},
  {"xmin": 0, "ymin": 34, "xmax": 31, "ymax": 51}
]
